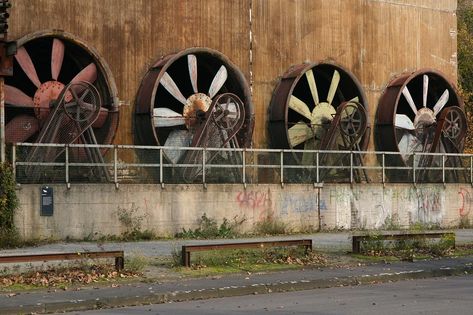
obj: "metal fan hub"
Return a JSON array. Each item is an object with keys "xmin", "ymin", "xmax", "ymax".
[
  {"xmin": 413, "ymin": 107, "xmax": 436, "ymax": 130},
  {"xmin": 310, "ymin": 102, "xmax": 336, "ymax": 136},
  {"xmin": 183, "ymin": 93, "xmax": 212, "ymax": 129},
  {"xmin": 33, "ymin": 81, "xmax": 66, "ymax": 120}
]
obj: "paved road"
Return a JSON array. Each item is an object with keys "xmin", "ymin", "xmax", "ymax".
[
  {"xmin": 2, "ymin": 229, "xmax": 473, "ymax": 258},
  {"xmin": 73, "ymin": 275, "xmax": 473, "ymax": 315}
]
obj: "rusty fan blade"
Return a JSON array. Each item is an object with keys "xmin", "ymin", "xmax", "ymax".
[
  {"xmin": 289, "ymin": 95, "xmax": 312, "ymax": 120},
  {"xmin": 188, "ymin": 54, "xmax": 198, "ymax": 94},
  {"xmin": 5, "ymin": 85, "xmax": 34, "ymax": 107},
  {"xmin": 5, "ymin": 115, "xmax": 40, "ymax": 143},
  {"xmin": 70, "ymin": 63, "xmax": 97, "ymax": 84},
  {"xmin": 433, "ymin": 89, "xmax": 449, "ymax": 116},
  {"xmin": 160, "ymin": 72, "xmax": 187, "ymax": 105},
  {"xmin": 208, "ymin": 65, "xmax": 227, "ymax": 98},
  {"xmin": 51, "ymin": 38, "xmax": 65, "ymax": 81},
  {"xmin": 15, "ymin": 47, "xmax": 42, "ymax": 88},
  {"xmin": 327, "ymin": 70, "xmax": 340, "ymax": 104}
]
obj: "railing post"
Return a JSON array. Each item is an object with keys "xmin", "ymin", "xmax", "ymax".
[
  {"xmin": 382, "ymin": 153, "xmax": 385, "ymax": 184},
  {"xmin": 159, "ymin": 147, "xmax": 164, "ymax": 188},
  {"xmin": 470, "ymin": 156, "xmax": 473, "ymax": 185},
  {"xmin": 11, "ymin": 143, "xmax": 16, "ymax": 180},
  {"xmin": 442, "ymin": 154, "xmax": 445, "ymax": 184},
  {"xmin": 202, "ymin": 148, "xmax": 206, "ymax": 188},
  {"xmin": 412, "ymin": 153, "xmax": 416, "ymax": 184},
  {"xmin": 280, "ymin": 150, "xmax": 284, "ymax": 186},
  {"xmin": 350, "ymin": 151, "xmax": 353, "ymax": 183},
  {"xmin": 316, "ymin": 151, "xmax": 319, "ymax": 183},
  {"xmin": 114, "ymin": 145, "xmax": 118, "ymax": 188},
  {"xmin": 65, "ymin": 144, "xmax": 70, "ymax": 188},
  {"xmin": 242, "ymin": 149, "xmax": 246, "ymax": 188}
]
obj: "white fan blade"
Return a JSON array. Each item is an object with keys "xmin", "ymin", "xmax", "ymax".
[
  {"xmin": 341, "ymin": 104, "xmax": 356, "ymax": 118},
  {"xmin": 423, "ymin": 75, "xmax": 429, "ymax": 108},
  {"xmin": 401, "ymin": 86, "xmax": 418, "ymax": 115},
  {"xmin": 289, "ymin": 95, "xmax": 312, "ymax": 120},
  {"xmin": 305, "ymin": 69, "xmax": 319, "ymax": 105},
  {"xmin": 153, "ymin": 107, "xmax": 186, "ymax": 127},
  {"xmin": 208, "ymin": 65, "xmax": 227, "ymax": 98},
  {"xmin": 398, "ymin": 132, "xmax": 422, "ymax": 162},
  {"xmin": 327, "ymin": 70, "xmax": 340, "ymax": 104},
  {"xmin": 288, "ymin": 122, "xmax": 314, "ymax": 147},
  {"xmin": 160, "ymin": 72, "xmax": 187, "ymax": 105},
  {"xmin": 433, "ymin": 89, "xmax": 449, "ymax": 116},
  {"xmin": 163, "ymin": 130, "xmax": 193, "ymax": 164},
  {"xmin": 395, "ymin": 114, "xmax": 415, "ymax": 130},
  {"xmin": 188, "ymin": 54, "xmax": 198, "ymax": 94},
  {"xmin": 348, "ymin": 96, "xmax": 359, "ymax": 103}
]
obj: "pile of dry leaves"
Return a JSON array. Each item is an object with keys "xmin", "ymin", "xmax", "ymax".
[{"xmin": 0, "ymin": 265, "xmax": 141, "ymax": 288}]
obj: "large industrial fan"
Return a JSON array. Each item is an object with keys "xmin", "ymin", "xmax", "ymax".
[
  {"xmin": 26, "ymin": 81, "xmax": 109, "ymax": 181},
  {"xmin": 134, "ymin": 47, "xmax": 254, "ymax": 182},
  {"xmin": 268, "ymin": 62, "xmax": 370, "ymax": 182},
  {"xmin": 4, "ymin": 31, "xmax": 119, "ymax": 153},
  {"xmin": 376, "ymin": 69, "xmax": 466, "ymax": 182}
]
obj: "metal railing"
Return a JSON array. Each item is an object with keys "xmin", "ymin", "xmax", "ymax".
[{"xmin": 11, "ymin": 142, "xmax": 473, "ymax": 186}]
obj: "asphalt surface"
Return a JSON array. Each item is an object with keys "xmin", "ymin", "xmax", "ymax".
[
  {"xmin": 76, "ymin": 275, "xmax": 473, "ymax": 315},
  {"xmin": 0, "ymin": 229, "xmax": 472, "ymax": 314}
]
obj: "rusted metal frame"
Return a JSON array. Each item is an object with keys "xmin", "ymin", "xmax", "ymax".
[
  {"xmin": 0, "ymin": 251, "xmax": 125, "ymax": 271},
  {"xmin": 352, "ymin": 232, "xmax": 455, "ymax": 253},
  {"xmin": 181, "ymin": 240, "xmax": 312, "ymax": 267}
]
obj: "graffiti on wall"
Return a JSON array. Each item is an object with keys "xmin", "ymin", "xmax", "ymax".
[
  {"xmin": 414, "ymin": 187, "xmax": 444, "ymax": 224},
  {"xmin": 458, "ymin": 188, "xmax": 472, "ymax": 217}
]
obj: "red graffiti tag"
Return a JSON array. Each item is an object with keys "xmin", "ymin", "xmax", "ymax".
[
  {"xmin": 458, "ymin": 188, "xmax": 471, "ymax": 217},
  {"xmin": 236, "ymin": 191, "xmax": 270, "ymax": 210}
]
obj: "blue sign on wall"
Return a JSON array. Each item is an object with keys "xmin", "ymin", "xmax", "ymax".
[{"xmin": 40, "ymin": 186, "xmax": 53, "ymax": 216}]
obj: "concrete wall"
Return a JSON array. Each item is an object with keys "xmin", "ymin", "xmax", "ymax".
[
  {"xmin": 9, "ymin": 0, "xmax": 458, "ymax": 149},
  {"xmin": 15, "ymin": 183, "xmax": 473, "ymax": 239}
]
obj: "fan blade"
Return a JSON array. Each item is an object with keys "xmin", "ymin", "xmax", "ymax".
[
  {"xmin": 5, "ymin": 85, "xmax": 34, "ymax": 107},
  {"xmin": 398, "ymin": 132, "xmax": 422, "ymax": 161},
  {"xmin": 341, "ymin": 104, "xmax": 355, "ymax": 118},
  {"xmin": 401, "ymin": 86, "xmax": 418, "ymax": 115},
  {"xmin": 160, "ymin": 72, "xmax": 187, "ymax": 105},
  {"xmin": 395, "ymin": 114, "xmax": 415, "ymax": 130},
  {"xmin": 70, "ymin": 63, "xmax": 97, "ymax": 84},
  {"xmin": 288, "ymin": 122, "xmax": 314, "ymax": 147},
  {"xmin": 163, "ymin": 130, "xmax": 193, "ymax": 164},
  {"xmin": 208, "ymin": 65, "xmax": 227, "ymax": 98},
  {"xmin": 422, "ymin": 75, "xmax": 428, "ymax": 108},
  {"xmin": 15, "ymin": 47, "xmax": 42, "ymax": 88},
  {"xmin": 289, "ymin": 95, "xmax": 312, "ymax": 120},
  {"xmin": 91, "ymin": 107, "xmax": 109, "ymax": 128},
  {"xmin": 5, "ymin": 115, "xmax": 40, "ymax": 143},
  {"xmin": 348, "ymin": 96, "xmax": 359, "ymax": 103},
  {"xmin": 327, "ymin": 70, "xmax": 340, "ymax": 104},
  {"xmin": 305, "ymin": 69, "xmax": 319, "ymax": 105},
  {"xmin": 153, "ymin": 107, "xmax": 186, "ymax": 127},
  {"xmin": 51, "ymin": 38, "xmax": 65, "ymax": 81},
  {"xmin": 301, "ymin": 137, "xmax": 318, "ymax": 165},
  {"xmin": 433, "ymin": 89, "xmax": 449, "ymax": 116},
  {"xmin": 188, "ymin": 54, "xmax": 198, "ymax": 94}
]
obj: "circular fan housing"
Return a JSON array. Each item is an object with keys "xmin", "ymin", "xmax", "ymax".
[
  {"xmin": 376, "ymin": 68, "xmax": 464, "ymax": 166},
  {"xmin": 134, "ymin": 47, "xmax": 253, "ymax": 163},
  {"xmin": 269, "ymin": 62, "xmax": 370, "ymax": 156},
  {"xmin": 5, "ymin": 30, "xmax": 119, "ymax": 146}
]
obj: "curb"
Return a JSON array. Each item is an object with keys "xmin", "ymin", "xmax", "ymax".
[{"xmin": 2, "ymin": 264, "xmax": 472, "ymax": 314}]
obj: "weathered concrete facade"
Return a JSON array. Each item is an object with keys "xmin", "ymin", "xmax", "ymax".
[
  {"xmin": 15, "ymin": 183, "xmax": 473, "ymax": 239},
  {"xmin": 8, "ymin": 0, "xmax": 458, "ymax": 149}
]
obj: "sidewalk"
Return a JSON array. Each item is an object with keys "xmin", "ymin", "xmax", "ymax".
[{"xmin": 0, "ymin": 230, "xmax": 473, "ymax": 314}]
